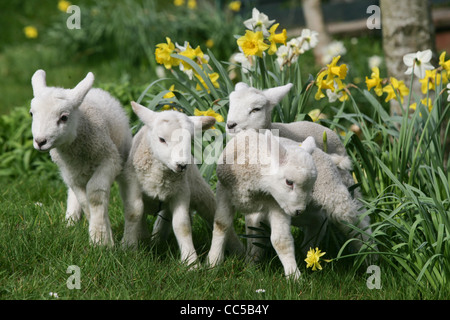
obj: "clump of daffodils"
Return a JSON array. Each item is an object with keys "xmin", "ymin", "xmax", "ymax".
[
  {"xmin": 364, "ymin": 49, "xmax": 450, "ymax": 113},
  {"xmin": 233, "ymin": 8, "xmax": 319, "ymax": 71},
  {"xmin": 154, "ymin": 37, "xmax": 220, "ymax": 92}
]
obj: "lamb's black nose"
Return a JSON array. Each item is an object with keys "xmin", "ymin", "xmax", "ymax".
[
  {"xmin": 227, "ymin": 122, "xmax": 237, "ymax": 130},
  {"xmin": 35, "ymin": 138, "xmax": 47, "ymax": 148},
  {"xmin": 177, "ymin": 163, "xmax": 187, "ymax": 172}
]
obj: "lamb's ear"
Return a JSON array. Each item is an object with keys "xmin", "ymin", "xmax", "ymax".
[
  {"xmin": 263, "ymin": 83, "xmax": 293, "ymax": 108},
  {"xmin": 131, "ymin": 101, "xmax": 156, "ymax": 127},
  {"xmin": 234, "ymin": 82, "xmax": 249, "ymax": 91},
  {"xmin": 31, "ymin": 69, "xmax": 47, "ymax": 97},
  {"xmin": 300, "ymin": 136, "xmax": 316, "ymax": 154},
  {"xmin": 189, "ymin": 115, "xmax": 216, "ymax": 131},
  {"xmin": 70, "ymin": 72, "xmax": 94, "ymax": 106}
]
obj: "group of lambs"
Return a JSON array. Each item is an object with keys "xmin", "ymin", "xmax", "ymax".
[{"xmin": 30, "ymin": 70, "xmax": 373, "ymax": 279}]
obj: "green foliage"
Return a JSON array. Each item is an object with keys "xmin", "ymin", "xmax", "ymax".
[{"xmin": 0, "ymin": 106, "xmax": 58, "ymax": 179}]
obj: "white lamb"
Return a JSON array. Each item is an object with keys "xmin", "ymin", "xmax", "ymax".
[
  {"xmin": 121, "ymin": 102, "xmax": 242, "ymax": 266},
  {"xmin": 207, "ymin": 130, "xmax": 318, "ymax": 279},
  {"xmin": 227, "ymin": 82, "xmax": 348, "ymax": 156},
  {"xmin": 30, "ymin": 69, "xmax": 132, "ymax": 246},
  {"xmin": 225, "ymin": 82, "xmax": 372, "ymax": 248},
  {"xmin": 207, "ymin": 131, "xmax": 373, "ymax": 279},
  {"xmin": 226, "ymin": 82, "xmax": 355, "ymax": 188}
]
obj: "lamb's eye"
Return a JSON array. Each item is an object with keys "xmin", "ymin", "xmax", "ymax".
[
  {"xmin": 29, "ymin": 111, "xmax": 33, "ymax": 117},
  {"xmin": 286, "ymin": 179, "xmax": 294, "ymax": 188},
  {"xmin": 159, "ymin": 137, "xmax": 166, "ymax": 144},
  {"xmin": 249, "ymin": 108, "xmax": 261, "ymax": 114},
  {"xmin": 59, "ymin": 114, "xmax": 69, "ymax": 123}
]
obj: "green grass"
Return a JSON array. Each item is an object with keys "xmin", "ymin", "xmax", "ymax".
[{"xmin": 1, "ymin": 175, "xmax": 446, "ymax": 300}]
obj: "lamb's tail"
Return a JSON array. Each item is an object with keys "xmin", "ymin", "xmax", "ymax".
[{"xmin": 330, "ymin": 154, "xmax": 353, "ymax": 171}]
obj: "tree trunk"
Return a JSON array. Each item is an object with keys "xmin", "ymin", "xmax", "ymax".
[
  {"xmin": 380, "ymin": 0, "xmax": 436, "ymax": 115},
  {"xmin": 302, "ymin": 0, "xmax": 331, "ymax": 65}
]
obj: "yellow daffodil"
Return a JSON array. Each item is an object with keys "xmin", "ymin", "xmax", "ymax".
[
  {"xmin": 410, "ymin": 98, "xmax": 433, "ymax": 113},
  {"xmin": 308, "ymin": 109, "xmax": 327, "ymax": 122},
  {"xmin": 383, "ymin": 77, "xmax": 410, "ymax": 103},
  {"xmin": 161, "ymin": 85, "xmax": 181, "ymax": 111},
  {"xmin": 419, "ymin": 69, "xmax": 448, "ymax": 94},
  {"xmin": 439, "ymin": 51, "xmax": 450, "ymax": 72},
  {"xmin": 237, "ymin": 30, "xmax": 270, "ymax": 57},
  {"xmin": 155, "ymin": 37, "xmax": 180, "ymax": 69},
  {"xmin": 24, "ymin": 26, "xmax": 38, "ymax": 39},
  {"xmin": 305, "ymin": 247, "xmax": 330, "ymax": 271},
  {"xmin": 194, "ymin": 108, "xmax": 224, "ymax": 123},
  {"xmin": 365, "ymin": 67, "xmax": 383, "ymax": 96},
  {"xmin": 229, "ymin": 1, "xmax": 241, "ymax": 12},
  {"xmin": 327, "ymin": 56, "xmax": 348, "ymax": 80},
  {"xmin": 58, "ymin": 0, "xmax": 71, "ymax": 12},
  {"xmin": 174, "ymin": 0, "xmax": 185, "ymax": 6},
  {"xmin": 179, "ymin": 43, "xmax": 208, "ymax": 71},
  {"xmin": 195, "ymin": 72, "xmax": 220, "ymax": 93},
  {"xmin": 268, "ymin": 23, "xmax": 287, "ymax": 55},
  {"xmin": 187, "ymin": 0, "xmax": 197, "ymax": 9},
  {"xmin": 206, "ymin": 39, "xmax": 214, "ymax": 48}
]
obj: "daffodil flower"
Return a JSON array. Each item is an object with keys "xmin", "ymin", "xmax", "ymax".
[
  {"xmin": 58, "ymin": 0, "xmax": 71, "ymax": 12},
  {"xmin": 24, "ymin": 26, "xmax": 38, "ymax": 39},
  {"xmin": 410, "ymin": 98, "xmax": 433, "ymax": 114},
  {"xmin": 305, "ymin": 247, "xmax": 330, "ymax": 271},
  {"xmin": 365, "ymin": 67, "xmax": 383, "ymax": 96},
  {"xmin": 194, "ymin": 108, "xmax": 224, "ymax": 123},
  {"xmin": 419, "ymin": 69, "xmax": 448, "ymax": 94},
  {"xmin": 243, "ymin": 8, "xmax": 275, "ymax": 36},
  {"xmin": 439, "ymin": 51, "xmax": 450, "ymax": 73},
  {"xmin": 383, "ymin": 77, "xmax": 410, "ymax": 103},
  {"xmin": 403, "ymin": 49, "xmax": 434, "ymax": 79},
  {"xmin": 267, "ymin": 23, "xmax": 287, "ymax": 55},
  {"xmin": 237, "ymin": 30, "xmax": 270, "ymax": 57},
  {"xmin": 229, "ymin": 1, "xmax": 241, "ymax": 12},
  {"xmin": 299, "ymin": 29, "xmax": 319, "ymax": 51},
  {"xmin": 155, "ymin": 37, "xmax": 180, "ymax": 69},
  {"xmin": 195, "ymin": 72, "xmax": 220, "ymax": 93}
]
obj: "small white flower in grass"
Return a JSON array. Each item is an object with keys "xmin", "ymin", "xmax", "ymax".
[
  {"xmin": 403, "ymin": 49, "xmax": 434, "ymax": 79},
  {"xmin": 243, "ymin": 8, "xmax": 275, "ymax": 36},
  {"xmin": 255, "ymin": 289, "xmax": 266, "ymax": 293},
  {"xmin": 49, "ymin": 292, "xmax": 59, "ymax": 298},
  {"xmin": 34, "ymin": 202, "xmax": 43, "ymax": 207}
]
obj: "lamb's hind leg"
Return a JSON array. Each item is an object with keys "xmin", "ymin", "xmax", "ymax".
[
  {"xmin": 208, "ymin": 183, "xmax": 244, "ymax": 267},
  {"xmin": 118, "ymin": 169, "xmax": 150, "ymax": 248}
]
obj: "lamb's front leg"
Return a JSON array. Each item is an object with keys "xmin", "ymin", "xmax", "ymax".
[
  {"xmin": 65, "ymin": 187, "xmax": 83, "ymax": 226},
  {"xmin": 86, "ymin": 162, "xmax": 117, "ymax": 247},
  {"xmin": 170, "ymin": 192, "xmax": 198, "ymax": 267},
  {"xmin": 268, "ymin": 209, "xmax": 301, "ymax": 280}
]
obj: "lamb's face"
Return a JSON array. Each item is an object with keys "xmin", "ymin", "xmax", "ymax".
[
  {"xmin": 227, "ymin": 88, "xmax": 270, "ymax": 135},
  {"xmin": 148, "ymin": 112, "xmax": 194, "ymax": 173},
  {"xmin": 30, "ymin": 91, "xmax": 80, "ymax": 151},
  {"xmin": 272, "ymin": 149, "xmax": 317, "ymax": 216},
  {"xmin": 131, "ymin": 102, "xmax": 216, "ymax": 173},
  {"xmin": 30, "ymin": 70, "xmax": 93, "ymax": 152},
  {"xmin": 226, "ymin": 82, "xmax": 293, "ymax": 136},
  {"xmin": 264, "ymin": 136, "xmax": 317, "ymax": 217}
]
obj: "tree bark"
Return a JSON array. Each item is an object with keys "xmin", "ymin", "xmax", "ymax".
[
  {"xmin": 302, "ymin": 0, "xmax": 331, "ymax": 65},
  {"xmin": 380, "ymin": 0, "xmax": 436, "ymax": 115}
]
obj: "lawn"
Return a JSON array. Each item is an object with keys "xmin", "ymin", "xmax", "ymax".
[{"xmin": 0, "ymin": 175, "xmax": 442, "ymax": 300}]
